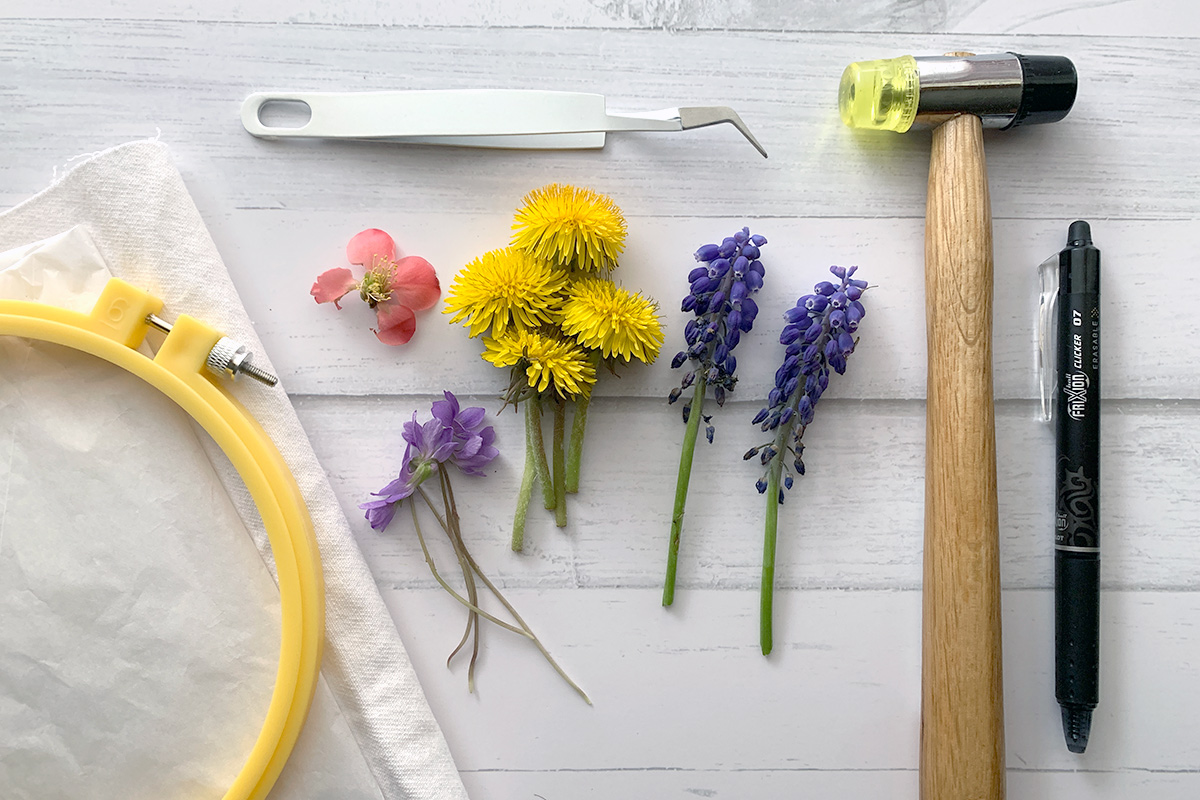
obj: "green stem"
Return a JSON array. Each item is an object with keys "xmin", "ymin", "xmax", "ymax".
[
  {"xmin": 761, "ymin": 458, "xmax": 782, "ymax": 656},
  {"xmin": 552, "ymin": 398, "xmax": 568, "ymax": 527},
  {"xmin": 434, "ymin": 479, "xmax": 592, "ymax": 705},
  {"xmin": 663, "ymin": 373, "xmax": 707, "ymax": 606},
  {"xmin": 530, "ymin": 395, "xmax": 555, "ymax": 510},
  {"xmin": 512, "ymin": 400, "xmax": 538, "ymax": 551},
  {"xmin": 565, "ymin": 392, "xmax": 590, "ymax": 494},
  {"xmin": 408, "ymin": 497, "xmax": 530, "ymax": 638}
]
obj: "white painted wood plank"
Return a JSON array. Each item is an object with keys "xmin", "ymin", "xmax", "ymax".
[
  {"xmin": 2, "ymin": 24, "xmax": 1197, "ymax": 224},
  {"xmin": 8, "ymin": 0, "xmax": 1197, "ymax": 38},
  {"xmin": 457, "ymin": 768, "xmax": 1200, "ymax": 800},
  {"xmin": 296, "ymin": 395, "xmax": 1200, "ymax": 591},
  {"xmin": 208, "ymin": 212, "xmax": 1195, "ymax": 400},
  {"xmin": 380, "ymin": 587, "xmax": 1200, "ymax": 777}
]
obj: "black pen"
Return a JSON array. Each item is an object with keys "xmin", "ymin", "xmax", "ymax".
[{"xmin": 1053, "ymin": 220, "xmax": 1102, "ymax": 753}]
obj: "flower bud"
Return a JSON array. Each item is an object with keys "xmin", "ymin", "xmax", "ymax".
[
  {"xmin": 805, "ymin": 294, "xmax": 829, "ymax": 313},
  {"xmin": 846, "ymin": 285, "xmax": 863, "ymax": 301},
  {"xmin": 725, "ymin": 328, "xmax": 741, "ymax": 349},
  {"xmin": 783, "ymin": 376, "xmax": 799, "ymax": 397},
  {"xmin": 838, "ymin": 330, "xmax": 855, "ymax": 353},
  {"xmin": 719, "ymin": 238, "xmax": 737, "ymax": 258},
  {"xmin": 756, "ymin": 478, "xmax": 768, "ymax": 494},
  {"xmin": 780, "ymin": 407, "xmax": 795, "ymax": 425},
  {"xmin": 824, "ymin": 338, "xmax": 842, "ymax": 360},
  {"xmin": 695, "ymin": 243, "xmax": 720, "ymax": 261},
  {"xmin": 681, "ymin": 294, "xmax": 697, "ymax": 312},
  {"xmin": 709, "ymin": 290, "xmax": 726, "ymax": 309},
  {"xmin": 829, "ymin": 309, "xmax": 846, "ymax": 329},
  {"xmin": 727, "ymin": 309, "xmax": 743, "ymax": 332},
  {"xmin": 705, "ymin": 424, "xmax": 715, "ymax": 444},
  {"xmin": 714, "ymin": 386, "xmax": 727, "ymax": 406},
  {"xmin": 780, "ymin": 325, "xmax": 801, "ymax": 345},
  {"xmin": 731, "ymin": 280, "xmax": 748, "ymax": 302},
  {"xmin": 744, "ymin": 270, "xmax": 763, "ymax": 291},
  {"xmin": 830, "ymin": 291, "xmax": 847, "ymax": 309},
  {"xmin": 688, "ymin": 266, "xmax": 709, "ymax": 282},
  {"xmin": 734, "ymin": 228, "xmax": 749, "ymax": 244},
  {"xmin": 711, "ymin": 258, "xmax": 731, "ymax": 277},
  {"xmin": 714, "ymin": 343, "xmax": 729, "ymax": 364},
  {"xmin": 830, "ymin": 265, "xmax": 847, "ymax": 279},
  {"xmin": 815, "ymin": 281, "xmax": 836, "ymax": 296},
  {"xmin": 681, "ymin": 371, "xmax": 696, "ymax": 388},
  {"xmin": 741, "ymin": 243, "xmax": 760, "ymax": 260},
  {"xmin": 750, "ymin": 234, "xmax": 767, "ymax": 246},
  {"xmin": 784, "ymin": 475, "xmax": 794, "ymax": 490},
  {"xmin": 724, "ymin": 355, "xmax": 737, "ymax": 374},
  {"xmin": 668, "ymin": 387, "xmax": 682, "ymax": 403},
  {"xmin": 671, "ymin": 351, "xmax": 687, "ymax": 369}
]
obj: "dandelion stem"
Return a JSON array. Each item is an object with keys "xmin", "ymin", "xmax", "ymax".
[
  {"xmin": 565, "ymin": 393, "xmax": 590, "ymax": 494},
  {"xmin": 530, "ymin": 395, "xmax": 555, "ymax": 510},
  {"xmin": 552, "ymin": 398, "xmax": 568, "ymax": 527},
  {"xmin": 512, "ymin": 400, "xmax": 538, "ymax": 551},
  {"xmin": 664, "ymin": 371, "xmax": 707, "ymax": 606}
]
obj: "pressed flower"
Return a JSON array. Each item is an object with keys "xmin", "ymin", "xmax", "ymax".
[
  {"xmin": 311, "ymin": 228, "xmax": 440, "ymax": 345},
  {"xmin": 511, "ymin": 183, "xmax": 627, "ymax": 272},
  {"xmin": 360, "ymin": 393, "xmax": 588, "ymax": 703},
  {"xmin": 750, "ymin": 265, "xmax": 869, "ymax": 655},
  {"xmin": 560, "ymin": 277, "xmax": 664, "ymax": 364},
  {"xmin": 443, "ymin": 247, "xmax": 568, "ymax": 338},
  {"xmin": 483, "ymin": 328, "xmax": 596, "ymax": 399},
  {"xmin": 663, "ymin": 227, "xmax": 767, "ymax": 606}
]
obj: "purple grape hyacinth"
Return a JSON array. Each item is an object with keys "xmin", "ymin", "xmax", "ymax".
[
  {"xmin": 748, "ymin": 265, "xmax": 868, "ymax": 502},
  {"xmin": 361, "ymin": 392, "xmax": 498, "ymax": 531},
  {"xmin": 668, "ymin": 227, "xmax": 767, "ymax": 426},
  {"xmin": 664, "ymin": 227, "xmax": 768, "ymax": 607},
  {"xmin": 750, "ymin": 265, "xmax": 869, "ymax": 656}
]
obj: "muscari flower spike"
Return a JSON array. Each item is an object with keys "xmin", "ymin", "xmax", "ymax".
[
  {"xmin": 750, "ymin": 265, "xmax": 867, "ymax": 500},
  {"xmin": 751, "ymin": 265, "xmax": 868, "ymax": 656},
  {"xmin": 668, "ymin": 227, "xmax": 767, "ymax": 427}
]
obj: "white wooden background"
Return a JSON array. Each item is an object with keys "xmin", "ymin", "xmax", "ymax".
[{"xmin": 5, "ymin": 1, "xmax": 1200, "ymax": 797}]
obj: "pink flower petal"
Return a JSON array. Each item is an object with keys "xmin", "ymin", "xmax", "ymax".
[
  {"xmin": 347, "ymin": 228, "xmax": 396, "ymax": 266},
  {"xmin": 311, "ymin": 267, "xmax": 358, "ymax": 309},
  {"xmin": 373, "ymin": 300, "xmax": 417, "ymax": 346},
  {"xmin": 389, "ymin": 256, "xmax": 441, "ymax": 311}
]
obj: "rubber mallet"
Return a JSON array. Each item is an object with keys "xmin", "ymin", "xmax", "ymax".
[{"xmin": 838, "ymin": 52, "xmax": 1077, "ymax": 800}]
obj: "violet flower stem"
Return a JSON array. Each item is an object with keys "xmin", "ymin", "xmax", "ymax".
[
  {"xmin": 512, "ymin": 400, "xmax": 538, "ymax": 551},
  {"xmin": 530, "ymin": 395, "xmax": 555, "ymax": 510},
  {"xmin": 440, "ymin": 470, "xmax": 481, "ymax": 690},
  {"xmin": 565, "ymin": 393, "xmax": 590, "ymax": 494},
  {"xmin": 407, "ymin": 497, "xmax": 530, "ymax": 638},
  {"xmin": 439, "ymin": 478, "xmax": 592, "ymax": 705},
  {"xmin": 664, "ymin": 371, "xmax": 707, "ymax": 607},
  {"xmin": 552, "ymin": 399, "xmax": 568, "ymax": 527}
]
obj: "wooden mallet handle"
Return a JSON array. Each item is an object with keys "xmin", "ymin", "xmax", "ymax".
[{"xmin": 920, "ymin": 111, "xmax": 1006, "ymax": 800}]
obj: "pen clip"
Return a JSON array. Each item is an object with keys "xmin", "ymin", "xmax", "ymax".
[{"xmin": 1037, "ymin": 253, "xmax": 1059, "ymax": 423}]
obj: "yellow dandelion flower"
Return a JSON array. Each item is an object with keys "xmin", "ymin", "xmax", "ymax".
[
  {"xmin": 483, "ymin": 328, "xmax": 596, "ymax": 399},
  {"xmin": 511, "ymin": 184, "xmax": 627, "ymax": 273},
  {"xmin": 561, "ymin": 277, "xmax": 664, "ymax": 364},
  {"xmin": 444, "ymin": 248, "xmax": 567, "ymax": 338}
]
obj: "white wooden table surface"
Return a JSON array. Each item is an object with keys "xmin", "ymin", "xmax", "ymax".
[{"xmin": 5, "ymin": 2, "xmax": 1200, "ymax": 798}]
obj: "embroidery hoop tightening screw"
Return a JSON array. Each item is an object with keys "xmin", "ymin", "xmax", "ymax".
[{"xmin": 146, "ymin": 314, "xmax": 279, "ymax": 387}]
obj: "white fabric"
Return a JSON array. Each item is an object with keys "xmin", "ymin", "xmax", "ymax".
[{"xmin": 0, "ymin": 141, "xmax": 468, "ymax": 800}]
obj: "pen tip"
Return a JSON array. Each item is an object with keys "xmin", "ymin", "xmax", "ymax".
[{"xmin": 1061, "ymin": 705, "xmax": 1093, "ymax": 753}]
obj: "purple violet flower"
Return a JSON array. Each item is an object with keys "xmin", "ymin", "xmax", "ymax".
[{"xmin": 361, "ymin": 392, "xmax": 499, "ymax": 530}]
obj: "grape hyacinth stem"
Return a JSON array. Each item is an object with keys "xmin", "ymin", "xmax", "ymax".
[
  {"xmin": 761, "ymin": 456, "xmax": 782, "ymax": 656},
  {"xmin": 664, "ymin": 371, "xmax": 707, "ymax": 606},
  {"xmin": 552, "ymin": 399, "xmax": 568, "ymax": 527},
  {"xmin": 566, "ymin": 393, "xmax": 590, "ymax": 494},
  {"xmin": 760, "ymin": 393, "xmax": 797, "ymax": 655},
  {"xmin": 511, "ymin": 400, "xmax": 539, "ymax": 551}
]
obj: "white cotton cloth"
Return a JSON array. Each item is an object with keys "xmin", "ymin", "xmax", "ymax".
[{"xmin": 0, "ymin": 141, "xmax": 469, "ymax": 800}]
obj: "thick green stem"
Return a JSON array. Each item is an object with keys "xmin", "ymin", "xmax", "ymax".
[
  {"xmin": 552, "ymin": 399, "xmax": 568, "ymax": 527},
  {"xmin": 761, "ymin": 459, "xmax": 782, "ymax": 656},
  {"xmin": 530, "ymin": 395, "xmax": 554, "ymax": 510},
  {"xmin": 663, "ymin": 373, "xmax": 707, "ymax": 606},
  {"xmin": 565, "ymin": 393, "xmax": 591, "ymax": 494},
  {"xmin": 512, "ymin": 400, "xmax": 538, "ymax": 551}
]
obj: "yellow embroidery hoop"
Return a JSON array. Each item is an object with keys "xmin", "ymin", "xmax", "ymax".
[{"xmin": 0, "ymin": 278, "xmax": 325, "ymax": 800}]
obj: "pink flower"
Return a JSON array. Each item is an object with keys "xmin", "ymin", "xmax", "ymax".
[{"xmin": 311, "ymin": 228, "xmax": 441, "ymax": 345}]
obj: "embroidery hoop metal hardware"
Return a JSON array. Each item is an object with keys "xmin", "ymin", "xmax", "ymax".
[{"xmin": 0, "ymin": 278, "xmax": 325, "ymax": 800}]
